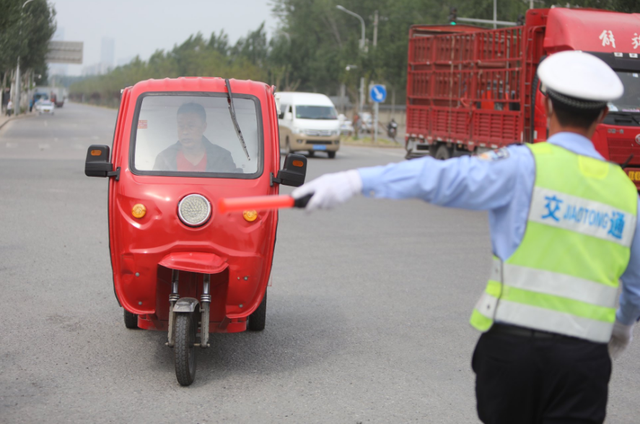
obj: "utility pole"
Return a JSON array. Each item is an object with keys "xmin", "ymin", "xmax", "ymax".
[
  {"xmin": 359, "ymin": 78, "xmax": 365, "ymax": 113},
  {"xmin": 373, "ymin": 11, "xmax": 378, "ymax": 47}
]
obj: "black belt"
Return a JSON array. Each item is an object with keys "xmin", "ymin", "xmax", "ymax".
[{"xmin": 489, "ymin": 323, "xmax": 575, "ymax": 339}]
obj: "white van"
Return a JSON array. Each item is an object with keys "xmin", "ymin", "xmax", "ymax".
[{"xmin": 276, "ymin": 92, "xmax": 340, "ymax": 158}]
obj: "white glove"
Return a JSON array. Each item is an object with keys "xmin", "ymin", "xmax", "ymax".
[
  {"xmin": 291, "ymin": 170, "xmax": 363, "ymax": 211},
  {"xmin": 608, "ymin": 320, "xmax": 634, "ymax": 360}
]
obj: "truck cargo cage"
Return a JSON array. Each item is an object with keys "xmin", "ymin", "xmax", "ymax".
[{"xmin": 407, "ymin": 25, "xmax": 527, "ymax": 151}]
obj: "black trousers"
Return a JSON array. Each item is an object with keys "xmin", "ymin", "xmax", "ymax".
[{"xmin": 472, "ymin": 328, "xmax": 611, "ymax": 424}]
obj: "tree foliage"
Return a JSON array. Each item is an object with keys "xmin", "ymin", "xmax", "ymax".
[
  {"xmin": 70, "ymin": 29, "xmax": 268, "ymax": 106},
  {"xmin": 71, "ymin": 0, "xmax": 640, "ymax": 106},
  {"xmin": 0, "ymin": 0, "xmax": 56, "ymax": 87}
]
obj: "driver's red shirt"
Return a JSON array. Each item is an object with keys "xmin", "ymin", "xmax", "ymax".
[{"xmin": 176, "ymin": 151, "xmax": 207, "ymax": 172}]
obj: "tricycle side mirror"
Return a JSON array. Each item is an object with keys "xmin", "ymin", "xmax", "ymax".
[
  {"xmin": 272, "ymin": 154, "xmax": 307, "ymax": 187},
  {"xmin": 85, "ymin": 144, "xmax": 114, "ymax": 178}
]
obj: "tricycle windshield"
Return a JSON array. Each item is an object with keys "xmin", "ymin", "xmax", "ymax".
[{"xmin": 131, "ymin": 93, "xmax": 262, "ymax": 177}]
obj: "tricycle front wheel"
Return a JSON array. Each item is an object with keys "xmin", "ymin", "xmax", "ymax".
[
  {"xmin": 124, "ymin": 310, "xmax": 138, "ymax": 329},
  {"xmin": 248, "ymin": 290, "xmax": 267, "ymax": 331},
  {"xmin": 174, "ymin": 312, "xmax": 197, "ymax": 386}
]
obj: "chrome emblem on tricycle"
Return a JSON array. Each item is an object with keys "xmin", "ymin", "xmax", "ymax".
[{"xmin": 178, "ymin": 194, "xmax": 211, "ymax": 227}]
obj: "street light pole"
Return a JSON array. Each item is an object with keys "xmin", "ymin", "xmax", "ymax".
[
  {"xmin": 493, "ymin": 0, "xmax": 497, "ymax": 29},
  {"xmin": 336, "ymin": 5, "xmax": 366, "ymax": 113},
  {"xmin": 15, "ymin": 0, "xmax": 34, "ymax": 116},
  {"xmin": 336, "ymin": 5, "xmax": 365, "ymax": 51}
]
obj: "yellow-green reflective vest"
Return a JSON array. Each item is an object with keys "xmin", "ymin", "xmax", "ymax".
[{"xmin": 470, "ymin": 142, "xmax": 638, "ymax": 343}]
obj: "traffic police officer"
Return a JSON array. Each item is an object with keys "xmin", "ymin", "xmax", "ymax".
[{"xmin": 292, "ymin": 51, "xmax": 640, "ymax": 424}]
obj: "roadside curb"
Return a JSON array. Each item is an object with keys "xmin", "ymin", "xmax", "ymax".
[
  {"xmin": 0, "ymin": 113, "xmax": 36, "ymax": 131},
  {"xmin": 342, "ymin": 141, "xmax": 404, "ymax": 149},
  {"xmin": 68, "ymin": 101, "xmax": 117, "ymax": 110}
]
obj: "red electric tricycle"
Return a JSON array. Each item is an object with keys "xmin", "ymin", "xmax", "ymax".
[{"xmin": 85, "ymin": 77, "xmax": 307, "ymax": 386}]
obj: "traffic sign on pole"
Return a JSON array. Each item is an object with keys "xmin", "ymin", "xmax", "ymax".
[
  {"xmin": 370, "ymin": 84, "xmax": 386, "ymax": 103},
  {"xmin": 369, "ymin": 84, "xmax": 387, "ymax": 145},
  {"xmin": 46, "ymin": 41, "xmax": 84, "ymax": 64}
]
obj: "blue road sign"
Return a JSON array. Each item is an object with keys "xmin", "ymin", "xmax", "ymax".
[{"xmin": 370, "ymin": 85, "xmax": 387, "ymax": 103}]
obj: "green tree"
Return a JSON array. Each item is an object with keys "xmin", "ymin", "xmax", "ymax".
[
  {"xmin": 70, "ymin": 0, "xmax": 640, "ymax": 107},
  {"xmin": 70, "ymin": 27, "xmax": 267, "ymax": 106},
  {"xmin": 0, "ymin": 0, "xmax": 56, "ymax": 89}
]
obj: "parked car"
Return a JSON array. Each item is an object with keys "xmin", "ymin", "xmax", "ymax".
[
  {"xmin": 36, "ymin": 99, "xmax": 54, "ymax": 115},
  {"xmin": 338, "ymin": 114, "xmax": 354, "ymax": 136},
  {"xmin": 358, "ymin": 112, "xmax": 374, "ymax": 133}
]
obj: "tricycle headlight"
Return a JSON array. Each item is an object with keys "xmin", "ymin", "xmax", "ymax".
[{"xmin": 178, "ymin": 194, "xmax": 211, "ymax": 227}]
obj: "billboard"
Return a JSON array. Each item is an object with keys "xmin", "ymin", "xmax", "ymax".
[{"xmin": 46, "ymin": 41, "xmax": 83, "ymax": 64}]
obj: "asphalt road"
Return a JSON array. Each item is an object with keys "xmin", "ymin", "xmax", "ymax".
[{"xmin": 0, "ymin": 102, "xmax": 638, "ymax": 423}]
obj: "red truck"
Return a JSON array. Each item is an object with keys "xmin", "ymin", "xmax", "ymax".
[{"xmin": 405, "ymin": 7, "xmax": 640, "ymax": 189}]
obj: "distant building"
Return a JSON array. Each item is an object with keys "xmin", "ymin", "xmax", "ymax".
[
  {"xmin": 82, "ymin": 37, "xmax": 116, "ymax": 76},
  {"xmin": 81, "ymin": 62, "xmax": 112, "ymax": 76},
  {"xmin": 101, "ymin": 37, "xmax": 115, "ymax": 69}
]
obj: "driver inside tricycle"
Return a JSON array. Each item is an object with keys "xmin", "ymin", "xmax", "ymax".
[{"xmin": 85, "ymin": 77, "xmax": 307, "ymax": 386}]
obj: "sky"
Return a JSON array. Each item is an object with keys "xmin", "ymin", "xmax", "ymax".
[{"xmin": 49, "ymin": 0, "xmax": 280, "ymax": 75}]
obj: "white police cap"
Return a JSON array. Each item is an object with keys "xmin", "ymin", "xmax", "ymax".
[{"xmin": 538, "ymin": 51, "xmax": 623, "ymax": 109}]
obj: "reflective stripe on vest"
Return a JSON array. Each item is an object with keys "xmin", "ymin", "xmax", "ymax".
[{"xmin": 470, "ymin": 142, "xmax": 637, "ymax": 343}]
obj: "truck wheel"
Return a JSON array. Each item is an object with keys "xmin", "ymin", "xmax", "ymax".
[
  {"xmin": 174, "ymin": 312, "xmax": 197, "ymax": 386},
  {"xmin": 124, "ymin": 310, "xmax": 138, "ymax": 329},
  {"xmin": 248, "ymin": 290, "xmax": 267, "ymax": 331},
  {"xmin": 405, "ymin": 139, "xmax": 417, "ymax": 159},
  {"xmin": 328, "ymin": 151, "xmax": 336, "ymax": 159},
  {"xmin": 434, "ymin": 145, "xmax": 452, "ymax": 160},
  {"xmin": 405, "ymin": 149, "xmax": 421, "ymax": 160}
]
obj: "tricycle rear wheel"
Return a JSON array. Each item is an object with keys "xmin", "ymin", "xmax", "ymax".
[
  {"xmin": 124, "ymin": 310, "xmax": 138, "ymax": 329},
  {"xmin": 174, "ymin": 312, "xmax": 197, "ymax": 386}
]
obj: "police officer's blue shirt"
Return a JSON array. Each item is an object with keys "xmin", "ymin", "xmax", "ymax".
[{"xmin": 358, "ymin": 132, "xmax": 640, "ymax": 325}]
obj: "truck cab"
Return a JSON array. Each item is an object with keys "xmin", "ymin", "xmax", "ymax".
[{"xmin": 537, "ymin": 8, "xmax": 640, "ymax": 188}]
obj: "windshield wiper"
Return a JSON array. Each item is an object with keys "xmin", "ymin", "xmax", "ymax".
[{"xmin": 225, "ymin": 79, "xmax": 250, "ymax": 161}]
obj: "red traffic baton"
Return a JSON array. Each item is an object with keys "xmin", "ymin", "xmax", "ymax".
[{"xmin": 218, "ymin": 194, "xmax": 313, "ymax": 214}]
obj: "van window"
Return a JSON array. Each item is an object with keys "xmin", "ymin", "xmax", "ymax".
[
  {"xmin": 295, "ymin": 105, "xmax": 338, "ymax": 120},
  {"xmin": 131, "ymin": 94, "xmax": 262, "ymax": 177},
  {"xmin": 279, "ymin": 104, "xmax": 288, "ymax": 119}
]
